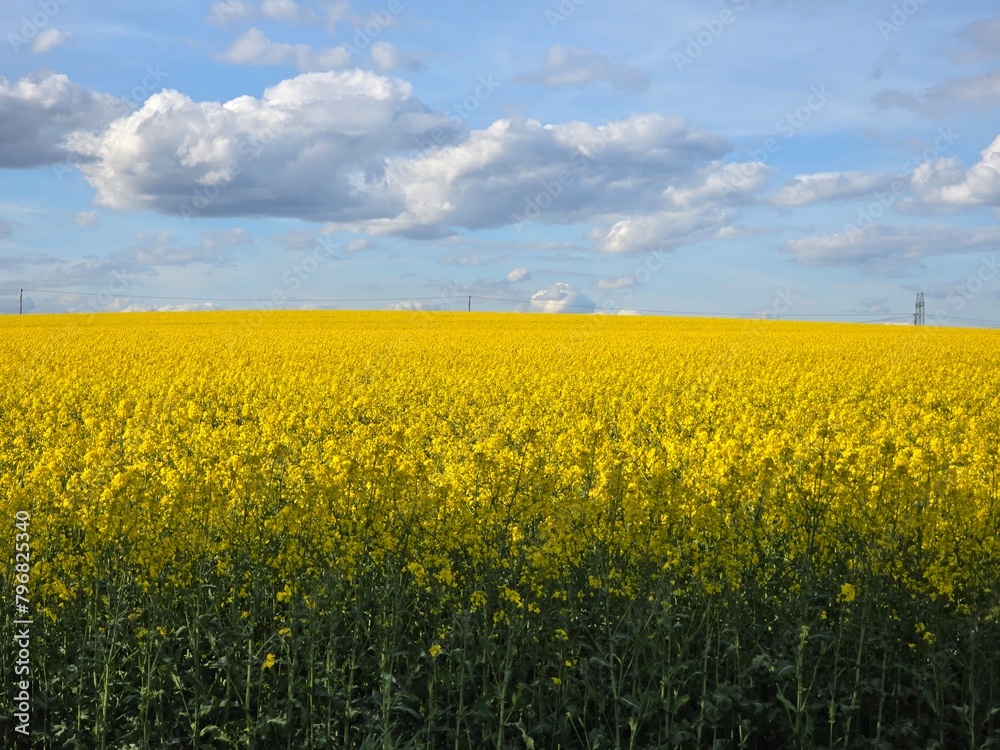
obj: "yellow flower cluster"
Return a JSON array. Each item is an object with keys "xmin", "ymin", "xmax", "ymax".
[{"xmin": 2, "ymin": 311, "xmax": 998, "ymax": 616}]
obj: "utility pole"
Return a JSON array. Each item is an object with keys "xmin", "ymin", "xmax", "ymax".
[
  {"xmin": 19, "ymin": 288, "xmax": 22, "ymax": 315},
  {"xmin": 468, "ymin": 295, "xmax": 471, "ymax": 312},
  {"xmin": 913, "ymin": 292, "xmax": 925, "ymax": 326}
]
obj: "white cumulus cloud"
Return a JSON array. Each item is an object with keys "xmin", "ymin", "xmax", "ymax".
[
  {"xmin": 0, "ymin": 72, "xmax": 128, "ymax": 168},
  {"xmin": 57, "ymin": 70, "xmax": 772, "ymax": 252},
  {"xmin": 529, "ymin": 282, "xmax": 595, "ymax": 313},
  {"xmin": 909, "ymin": 134, "xmax": 1000, "ymax": 208},
  {"xmin": 345, "ymin": 113, "xmax": 742, "ymax": 245},
  {"xmin": 66, "ymin": 70, "xmax": 459, "ymax": 221}
]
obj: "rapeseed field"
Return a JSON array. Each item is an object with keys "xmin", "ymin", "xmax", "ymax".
[{"xmin": 2, "ymin": 311, "xmax": 998, "ymax": 748}]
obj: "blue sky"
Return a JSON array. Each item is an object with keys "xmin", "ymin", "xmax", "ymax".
[{"xmin": 1, "ymin": 0, "xmax": 999, "ymax": 324}]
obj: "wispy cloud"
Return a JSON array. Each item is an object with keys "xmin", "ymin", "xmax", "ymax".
[
  {"xmin": 783, "ymin": 225, "xmax": 1000, "ymax": 272},
  {"xmin": 31, "ymin": 29, "xmax": 72, "ymax": 53},
  {"xmin": 220, "ymin": 28, "xmax": 351, "ymax": 70},
  {"xmin": 520, "ymin": 46, "xmax": 648, "ymax": 93},
  {"xmin": 876, "ymin": 69, "xmax": 1000, "ymax": 116}
]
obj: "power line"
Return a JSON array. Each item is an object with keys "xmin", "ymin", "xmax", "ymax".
[
  {"xmin": 474, "ymin": 295, "xmax": 941, "ymax": 320},
  {"xmin": 12, "ymin": 287, "xmax": 1000, "ymax": 326},
  {"xmin": 19, "ymin": 288, "xmax": 447, "ymax": 304},
  {"xmin": 945, "ymin": 316, "xmax": 1000, "ymax": 325}
]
